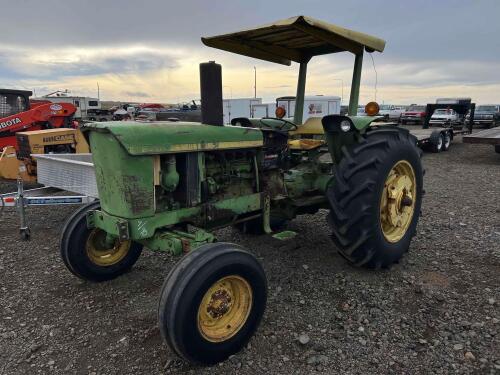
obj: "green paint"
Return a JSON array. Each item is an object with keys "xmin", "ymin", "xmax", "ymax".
[
  {"xmin": 141, "ymin": 227, "xmax": 215, "ymax": 255},
  {"xmin": 88, "ymin": 193, "xmax": 263, "ymax": 241},
  {"xmin": 294, "ymin": 62, "xmax": 308, "ymax": 125},
  {"xmin": 348, "ymin": 52, "xmax": 364, "ymax": 116},
  {"xmin": 161, "ymin": 155, "xmax": 179, "ymax": 192},
  {"xmin": 349, "ymin": 115, "xmax": 379, "ymax": 131},
  {"xmin": 82, "ymin": 122, "xmax": 263, "ymax": 155},
  {"xmin": 89, "ymin": 131, "xmax": 155, "ymax": 218},
  {"xmin": 272, "ymin": 230, "xmax": 297, "ymax": 240}
]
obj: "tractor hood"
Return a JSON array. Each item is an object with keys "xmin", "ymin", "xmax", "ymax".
[{"xmin": 81, "ymin": 121, "xmax": 263, "ymax": 155}]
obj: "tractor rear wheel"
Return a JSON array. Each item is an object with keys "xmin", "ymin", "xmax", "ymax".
[
  {"xmin": 60, "ymin": 201, "xmax": 143, "ymax": 282},
  {"xmin": 158, "ymin": 242, "xmax": 267, "ymax": 365},
  {"xmin": 327, "ymin": 126, "xmax": 423, "ymax": 269}
]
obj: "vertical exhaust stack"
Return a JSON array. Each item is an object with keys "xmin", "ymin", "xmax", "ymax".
[{"xmin": 200, "ymin": 61, "xmax": 224, "ymax": 126}]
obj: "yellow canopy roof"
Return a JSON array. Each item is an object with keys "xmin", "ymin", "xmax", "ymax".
[{"xmin": 202, "ymin": 15, "xmax": 385, "ymax": 66}]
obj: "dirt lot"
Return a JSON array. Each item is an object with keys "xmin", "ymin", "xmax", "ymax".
[{"xmin": 0, "ymin": 136, "xmax": 499, "ymax": 374}]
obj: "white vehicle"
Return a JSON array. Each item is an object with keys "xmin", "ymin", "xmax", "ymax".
[
  {"xmin": 378, "ymin": 104, "xmax": 404, "ymax": 120},
  {"xmin": 357, "ymin": 105, "xmax": 367, "ymax": 116},
  {"xmin": 276, "ymin": 95, "xmax": 341, "ymax": 122},
  {"xmin": 223, "ymin": 98, "xmax": 262, "ymax": 124},
  {"xmin": 430, "ymin": 108, "xmax": 459, "ymax": 125},
  {"xmin": 251, "ymin": 103, "xmax": 276, "ymax": 118},
  {"xmin": 34, "ymin": 91, "xmax": 101, "ymax": 120}
]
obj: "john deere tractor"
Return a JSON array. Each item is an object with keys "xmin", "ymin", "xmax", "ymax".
[{"xmin": 61, "ymin": 16, "xmax": 423, "ymax": 365}]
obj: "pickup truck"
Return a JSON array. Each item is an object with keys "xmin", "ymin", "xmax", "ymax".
[
  {"xmin": 429, "ymin": 108, "xmax": 459, "ymax": 126},
  {"xmin": 466, "ymin": 105, "xmax": 500, "ymax": 128},
  {"xmin": 401, "ymin": 105, "xmax": 426, "ymax": 125},
  {"xmin": 378, "ymin": 104, "xmax": 404, "ymax": 121}
]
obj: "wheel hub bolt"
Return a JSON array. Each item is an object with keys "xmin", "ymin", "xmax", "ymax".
[{"xmin": 401, "ymin": 196, "xmax": 413, "ymax": 207}]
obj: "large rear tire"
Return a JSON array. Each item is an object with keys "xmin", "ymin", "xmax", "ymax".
[
  {"xmin": 327, "ymin": 126, "xmax": 423, "ymax": 269},
  {"xmin": 158, "ymin": 242, "xmax": 267, "ymax": 365},
  {"xmin": 60, "ymin": 202, "xmax": 143, "ymax": 282}
]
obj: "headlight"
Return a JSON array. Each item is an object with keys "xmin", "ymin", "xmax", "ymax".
[{"xmin": 340, "ymin": 120, "xmax": 351, "ymax": 132}]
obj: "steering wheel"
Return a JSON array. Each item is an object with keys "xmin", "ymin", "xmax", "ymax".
[{"xmin": 259, "ymin": 117, "xmax": 298, "ymax": 131}]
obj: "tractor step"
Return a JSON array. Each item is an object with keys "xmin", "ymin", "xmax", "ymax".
[{"xmin": 271, "ymin": 230, "xmax": 297, "ymax": 240}]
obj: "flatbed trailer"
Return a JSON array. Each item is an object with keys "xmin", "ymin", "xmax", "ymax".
[
  {"xmin": 410, "ymin": 127, "xmax": 471, "ymax": 153},
  {"xmin": 0, "ymin": 154, "xmax": 97, "ymax": 239},
  {"xmin": 463, "ymin": 126, "xmax": 500, "ymax": 154},
  {"xmin": 378, "ymin": 120, "xmax": 470, "ymax": 153}
]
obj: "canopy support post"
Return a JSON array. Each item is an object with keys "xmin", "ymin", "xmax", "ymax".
[
  {"xmin": 348, "ymin": 52, "xmax": 364, "ymax": 116},
  {"xmin": 293, "ymin": 62, "xmax": 308, "ymax": 124}
]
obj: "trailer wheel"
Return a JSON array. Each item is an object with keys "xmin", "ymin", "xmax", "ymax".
[
  {"xmin": 60, "ymin": 202, "xmax": 143, "ymax": 282},
  {"xmin": 326, "ymin": 126, "xmax": 423, "ymax": 269},
  {"xmin": 442, "ymin": 131, "xmax": 451, "ymax": 151},
  {"xmin": 158, "ymin": 242, "xmax": 267, "ymax": 365},
  {"xmin": 429, "ymin": 131, "xmax": 444, "ymax": 153}
]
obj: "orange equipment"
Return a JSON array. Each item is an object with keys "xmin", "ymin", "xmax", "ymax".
[{"xmin": 0, "ymin": 89, "xmax": 77, "ymax": 150}]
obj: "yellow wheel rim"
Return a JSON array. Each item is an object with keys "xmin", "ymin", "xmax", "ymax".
[
  {"xmin": 198, "ymin": 275, "xmax": 253, "ymax": 343},
  {"xmin": 85, "ymin": 228, "xmax": 130, "ymax": 267},
  {"xmin": 380, "ymin": 160, "xmax": 417, "ymax": 243}
]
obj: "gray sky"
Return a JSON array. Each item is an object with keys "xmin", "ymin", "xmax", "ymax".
[{"xmin": 1, "ymin": 0, "xmax": 499, "ymax": 104}]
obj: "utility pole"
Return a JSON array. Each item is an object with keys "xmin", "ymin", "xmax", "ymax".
[
  {"xmin": 254, "ymin": 66, "xmax": 257, "ymax": 98},
  {"xmin": 97, "ymin": 82, "xmax": 100, "ymax": 100}
]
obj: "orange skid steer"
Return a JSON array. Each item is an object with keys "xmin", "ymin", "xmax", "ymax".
[{"xmin": 0, "ymin": 89, "xmax": 88, "ymax": 181}]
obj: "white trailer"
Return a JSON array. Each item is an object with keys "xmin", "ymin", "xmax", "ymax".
[
  {"xmin": 223, "ymin": 98, "xmax": 262, "ymax": 124},
  {"xmin": 34, "ymin": 92, "xmax": 102, "ymax": 120},
  {"xmin": 251, "ymin": 103, "xmax": 276, "ymax": 118},
  {"xmin": 276, "ymin": 95, "xmax": 341, "ymax": 122}
]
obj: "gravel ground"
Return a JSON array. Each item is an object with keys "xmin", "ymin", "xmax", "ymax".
[{"xmin": 0, "ymin": 135, "xmax": 499, "ymax": 374}]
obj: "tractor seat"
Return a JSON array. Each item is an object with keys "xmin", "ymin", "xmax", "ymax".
[
  {"xmin": 288, "ymin": 139, "xmax": 325, "ymax": 150},
  {"xmin": 289, "ymin": 117, "xmax": 325, "ymax": 137}
]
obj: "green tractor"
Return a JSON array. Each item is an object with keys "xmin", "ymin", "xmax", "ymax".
[{"xmin": 61, "ymin": 16, "xmax": 423, "ymax": 365}]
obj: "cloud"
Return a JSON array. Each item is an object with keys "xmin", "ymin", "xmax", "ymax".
[
  {"xmin": 1, "ymin": 0, "xmax": 499, "ymax": 104},
  {"xmin": 0, "ymin": 45, "xmax": 181, "ymax": 80},
  {"xmin": 123, "ymin": 91, "xmax": 151, "ymax": 98}
]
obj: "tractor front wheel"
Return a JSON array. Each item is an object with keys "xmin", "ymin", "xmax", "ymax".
[
  {"xmin": 60, "ymin": 202, "xmax": 143, "ymax": 282},
  {"xmin": 158, "ymin": 242, "xmax": 267, "ymax": 365},
  {"xmin": 327, "ymin": 126, "xmax": 423, "ymax": 269}
]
